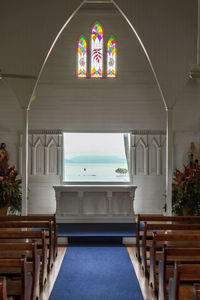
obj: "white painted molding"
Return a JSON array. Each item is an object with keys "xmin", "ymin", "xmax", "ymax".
[
  {"xmin": 29, "ymin": 130, "xmax": 62, "ymax": 135},
  {"xmin": 131, "ymin": 130, "xmax": 166, "ymax": 135}
]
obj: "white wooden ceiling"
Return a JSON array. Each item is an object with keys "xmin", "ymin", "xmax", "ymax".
[{"xmin": 0, "ymin": 0, "xmax": 199, "ymax": 132}]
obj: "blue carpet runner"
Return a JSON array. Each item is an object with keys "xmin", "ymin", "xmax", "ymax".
[{"xmin": 50, "ymin": 246, "xmax": 143, "ymax": 300}]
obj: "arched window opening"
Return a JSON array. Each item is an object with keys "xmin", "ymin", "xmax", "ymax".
[
  {"xmin": 77, "ymin": 36, "xmax": 87, "ymax": 78},
  {"xmin": 91, "ymin": 23, "xmax": 103, "ymax": 78},
  {"xmin": 107, "ymin": 37, "xmax": 116, "ymax": 78}
]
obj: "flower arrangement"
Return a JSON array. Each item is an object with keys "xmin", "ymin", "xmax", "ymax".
[
  {"xmin": 0, "ymin": 144, "xmax": 21, "ymax": 214},
  {"xmin": 172, "ymin": 163, "xmax": 200, "ymax": 216}
]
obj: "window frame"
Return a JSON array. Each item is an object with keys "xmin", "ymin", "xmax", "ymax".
[
  {"xmin": 62, "ymin": 131, "xmax": 132, "ymax": 186},
  {"xmin": 77, "ymin": 35, "xmax": 87, "ymax": 78},
  {"xmin": 76, "ymin": 22, "xmax": 118, "ymax": 79}
]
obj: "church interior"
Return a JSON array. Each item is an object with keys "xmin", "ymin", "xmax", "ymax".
[{"xmin": 0, "ymin": 0, "xmax": 200, "ymax": 299}]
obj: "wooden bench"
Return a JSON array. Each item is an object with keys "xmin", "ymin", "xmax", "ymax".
[
  {"xmin": 158, "ymin": 246, "xmax": 200, "ymax": 300},
  {"xmin": 193, "ymin": 283, "xmax": 200, "ymax": 300},
  {"xmin": 0, "ymin": 242, "xmax": 40, "ymax": 300},
  {"xmin": 0, "ymin": 277, "xmax": 8, "ymax": 300},
  {"xmin": 0, "ymin": 220, "xmax": 54, "ymax": 273},
  {"xmin": 149, "ymin": 232, "xmax": 200, "ymax": 293},
  {"xmin": 136, "ymin": 214, "xmax": 200, "ymax": 262},
  {"xmin": 0, "ymin": 214, "xmax": 57, "ymax": 260},
  {"xmin": 0, "ymin": 256, "xmax": 32, "ymax": 300},
  {"xmin": 168, "ymin": 262, "xmax": 200, "ymax": 300},
  {"xmin": 0, "ymin": 229, "xmax": 47, "ymax": 289},
  {"xmin": 142, "ymin": 222, "xmax": 200, "ymax": 275}
]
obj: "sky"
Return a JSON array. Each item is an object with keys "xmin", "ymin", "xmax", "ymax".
[{"xmin": 63, "ymin": 132, "xmax": 129, "ymax": 159}]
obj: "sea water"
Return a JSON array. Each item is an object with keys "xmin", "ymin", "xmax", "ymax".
[{"xmin": 64, "ymin": 163, "xmax": 129, "ymax": 182}]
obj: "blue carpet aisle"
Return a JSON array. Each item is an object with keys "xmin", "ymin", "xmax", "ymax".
[{"xmin": 50, "ymin": 245, "xmax": 143, "ymax": 300}]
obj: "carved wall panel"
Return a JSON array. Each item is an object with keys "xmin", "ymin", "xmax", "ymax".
[
  {"xmin": 19, "ymin": 131, "xmax": 62, "ymax": 177},
  {"xmin": 131, "ymin": 131, "xmax": 166, "ymax": 176},
  {"xmin": 20, "ymin": 130, "xmax": 166, "ymax": 178}
]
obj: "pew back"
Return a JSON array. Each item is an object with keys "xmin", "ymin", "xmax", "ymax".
[
  {"xmin": 168, "ymin": 262, "xmax": 200, "ymax": 300},
  {"xmin": 0, "ymin": 229, "xmax": 47, "ymax": 288},
  {"xmin": 136, "ymin": 214, "xmax": 200, "ymax": 261},
  {"xmin": 0, "ymin": 242, "xmax": 40, "ymax": 300},
  {"xmin": 0, "ymin": 220, "xmax": 53, "ymax": 272},
  {"xmin": 0, "ymin": 256, "xmax": 32, "ymax": 300}
]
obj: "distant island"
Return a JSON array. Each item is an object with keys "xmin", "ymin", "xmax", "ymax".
[{"xmin": 66, "ymin": 155, "xmax": 126, "ymax": 164}]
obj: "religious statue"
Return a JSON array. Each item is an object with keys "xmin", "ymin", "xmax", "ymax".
[
  {"xmin": 186, "ymin": 142, "xmax": 199, "ymax": 168},
  {"xmin": 0, "ymin": 143, "xmax": 8, "ymax": 170}
]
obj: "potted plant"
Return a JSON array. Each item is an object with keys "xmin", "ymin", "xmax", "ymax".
[
  {"xmin": 0, "ymin": 143, "xmax": 22, "ymax": 215},
  {"xmin": 172, "ymin": 163, "xmax": 200, "ymax": 216}
]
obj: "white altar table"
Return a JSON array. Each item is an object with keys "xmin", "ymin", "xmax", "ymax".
[{"xmin": 53, "ymin": 185, "xmax": 137, "ymax": 223}]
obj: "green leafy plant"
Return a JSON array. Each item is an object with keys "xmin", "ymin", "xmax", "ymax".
[
  {"xmin": 115, "ymin": 168, "xmax": 128, "ymax": 174},
  {"xmin": 172, "ymin": 164, "xmax": 200, "ymax": 216},
  {"xmin": 0, "ymin": 161, "xmax": 22, "ymax": 214}
]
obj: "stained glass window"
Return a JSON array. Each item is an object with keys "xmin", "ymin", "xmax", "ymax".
[
  {"xmin": 91, "ymin": 23, "xmax": 103, "ymax": 78},
  {"xmin": 77, "ymin": 37, "xmax": 87, "ymax": 78},
  {"xmin": 107, "ymin": 37, "xmax": 116, "ymax": 78}
]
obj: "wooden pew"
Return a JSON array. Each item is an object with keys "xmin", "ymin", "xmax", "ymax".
[
  {"xmin": 0, "ymin": 220, "xmax": 54, "ymax": 272},
  {"xmin": 0, "ymin": 230, "xmax": 47, "ymax": 288},
  {"xmin": 0, "ymin": 256, "xmax": 32, "ymax": 300},
  {"xmin": 168, "ymin": 262, "xmax": 200, "ymax": 300},
  {"xmin": 158, "ymin": 246, "xmax": 200, "ymax": 300},
  {"xmin": 0, "ymin": 214, "xmax": 57, "ymax": 260},
  {"xmin": 193, "ymin": 283, "xmax": 200, "ymax": 300},
  {"xmin": 142, "ymin": 222, "xmax": 200, "ymax": 275},
  {"xmin": 136, "ymin": 214, "xmax": 200, "ymax": 261},
  {"xmin": 0, "ymin": 277, "xmax": 8, "ymax": 300},
  {"xmin": 149, "ymin": 232, "xmax": 200, "ymax": 294},
  {"xmin": 0, "ymin": 242, "xmax": 40, "ymax": 300}
]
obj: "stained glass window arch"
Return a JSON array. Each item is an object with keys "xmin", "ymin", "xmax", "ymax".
[
  {"xmin": 91, "ymin": 23, "xmax": 103, "ymax": 78},
  {"xmin": 107, "ymin": 36, "xmax": 116, "ymax": 78},
  {"xmin": 77, "ymin": 36, "xmax": 87, "ymax": 78}
]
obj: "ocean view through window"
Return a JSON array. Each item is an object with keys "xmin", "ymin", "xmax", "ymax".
[{"xmin": 63, "ymin": 132, "xmax": 130, "ymax": 183}]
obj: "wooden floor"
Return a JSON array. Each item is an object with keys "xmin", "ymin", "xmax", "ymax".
[
  {"xmin": 40, "ymin": 247, "xmax": 66, "ymax": 300},
  {"xmin": 41, "ymin": 246, "xmax": 156, "ymax": 300},
  {"xmin": 127, "ymin": 246, "xmax": 157, "ymax": 300}
]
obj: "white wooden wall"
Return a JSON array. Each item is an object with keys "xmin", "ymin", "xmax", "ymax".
[{"xmin": 18, "ymin": 130, "xmax": 166, "ymax": 215}]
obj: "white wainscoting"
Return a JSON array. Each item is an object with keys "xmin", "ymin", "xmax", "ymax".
[
  {"xmin": 53, "ymin": 185, "xmax": 137, "ymax": 223},
  {"xmin": 18, "ymin": 130, "xmax": 166, "ymax": 216}
]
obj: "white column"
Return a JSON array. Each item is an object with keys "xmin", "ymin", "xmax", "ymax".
[
  {"xmin": 157, "ymin": 146, "xmax": 162, "ymax": 175},
  {"xmin": 44, "ymin": 146, "xmax": 49, "ymax": 175},
  {"xmin": 144, "ymin": 146, "xmax": 149, "ymax": 175},
  {"xmin": 21, "ymin": 108, "xmax": 29, "ymax": 216},
  {"xmin": 107, "ymin": 191, "xmax": 112, "ymax": 216},
  {"xmin": 131, "ymin": 146, "xmax": 136, "ymax": 176},
  {"xmin": 57, "ymin": 146, "xmax": 62, "ymax": 176},
  {"xmin": 78, "ymin": 191, "xmax": 84, "ymax": 216},
  {"xmin": 57, "ymin": 134, "xmax": 62, "ymax": 176},
  {"xmin": 19, "ymin": 135, "xmax": 23, "ymax": 176},
  {"xmin": 31, "ymin": 146, "xmax": 36, "ymax": 175},
  {"xmin": 197, "ymin": 0, "xmax": 200, "ymax": 65},
  {"xmin": 166, "ymin": 108, "xmax": 173, "ymax": 215}
]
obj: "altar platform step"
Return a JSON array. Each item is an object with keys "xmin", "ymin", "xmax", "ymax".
[{"xmin": 57, "ymin": 223, "xmax": 136, "ymax": 245}]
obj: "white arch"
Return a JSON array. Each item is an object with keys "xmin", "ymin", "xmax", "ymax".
[
  {"xmin": 47, "ymin": 137, "xmax": 57, "ymax": 148},
  {"xmin": 136, "ymin": 137, "xmax": 147, "ymax": 148},
  {"xmin": 151, "ymin": 137, "xmax": 160, "ymax": 148},
  {"xmin": 28, "ymin": 0, "xmax": 167, "ymax": 110},
  {"xmin": 22, "ymin": 0, "xmax": 171, "ymax": 215}
]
